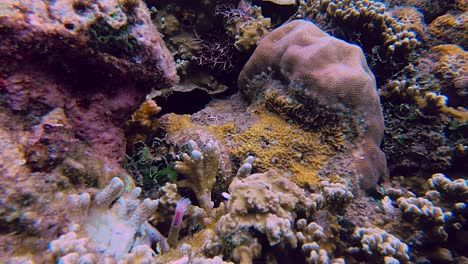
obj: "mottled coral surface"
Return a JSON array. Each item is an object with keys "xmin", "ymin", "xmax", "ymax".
[
  {"xmin": 0, "ymin": 0, "xmax": 467, "ymax": 263},
  {"xmin": 238, "ymin": 19, "xmax": 387, "ymax": 191}
]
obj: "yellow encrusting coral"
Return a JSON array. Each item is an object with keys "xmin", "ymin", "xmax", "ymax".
[
  {"xmin": 431, "ymin": 45, "xmax": 467, "ymax": 97},
  {"xmin": 428, "ymin": 13, "xmax": 468, "ymax": 47},
  {"xmin": 164, "ymin": 106, "xmax": 346, "ymax": 188},
  {"xmin": 165, "ymin": 114, "xmax": 196, "ymax": 135},
  {"xmin": 230, "ymin": 109, "xmax": 337, "ymax": 187}
]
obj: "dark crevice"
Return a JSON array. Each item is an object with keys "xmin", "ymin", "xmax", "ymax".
[{"xmin": 155, "ymin": 89, "xmax": 212, "ymax": 115}]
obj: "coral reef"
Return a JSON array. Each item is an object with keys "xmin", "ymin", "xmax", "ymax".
[
  {"xmin": 238, "ymin": 19, "xmax": 386, "ymax": 191},
  {"xmin": 428, "ymin": 13, "xmax": 468, "ymax": 48},
  {"xmin": 348, "ymin": 227, "xmax": 410, "ymax": 263},
  {"xmin": 0, "ymin": 0, "xmax": 467, "ymax": 263},
  {"xmin": 0, "ymin": 105, "xmax": 135, "ymax": 260},
  {"xmin": 386, "ymin": 0, "xmax": 458, "ymax": 23},
  {"xmin": 430, "ymin": 45, "xmax": 468, "ymax": 105},
  {"xmin": 0, "ymin": 0, "xmax": 177, "ymax": 162},
  {"xmin": 230, "ymin": 110, "xmax": 338, "ymax": 187},
  {"xmin": 149, "ymin": 0, "xmax": 248, "ymax": 101},
  {"xmin": 174, "ymin": 140, "xmax": 220, "ymax": 210},
  {"xmin": 124, "ymin": 98, "xmax": 162, "ymax": 152},
  {"xmin": 217, "ymin": 0, "xmax": 272, "ymax": 52},
  {"xmin": 0, "ymin": 0, "xmax": 177, "ymax": 85},
  {"xmin": 380, "ymin": 45, "xmax": 467, "ymax": 176},
  {"xmin": 216, "ymin": 170, "xmax": 306, "ymax": 261},
  {"xmin": 49, "ymin": 177, "xmax": 166, "ymax": 262},
  {"xmin": 381, "ymin": 173, "xmax": 468, "ymax": 263},
  {"xmin": 162, "ymin": 116, "xmax": 234, "ymax": 204},
  {"xmin": 296, "ymin": 0, "xmax": 421, "ymax": 82}
]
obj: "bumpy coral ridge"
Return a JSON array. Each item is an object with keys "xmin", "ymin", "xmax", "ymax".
[
  {"xmin": 238, "ymin": 19, "xmax": 386, "ymax": 190},
  {"xmin": 348, "ymin": 227, "xmax": 410, "ymax": 263}
]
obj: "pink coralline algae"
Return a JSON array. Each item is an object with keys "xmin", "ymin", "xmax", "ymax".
[{"xmin": 0, "ymin": 0, "xmax": 178, "ymax": 162}]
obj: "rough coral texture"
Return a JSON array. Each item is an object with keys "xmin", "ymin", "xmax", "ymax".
[
  {"xmin": 238, "ymin": 19, "xmax": 387, "ymax": 191},
  {"xmin": 430, "ymin": 45, "xmax": 468, "ymax": 107},
  {"xmin": 396, "ymin": 196, "xmax": 447, "ymax": 239},
  {"xmin": 380, "ymin": 49, "xmax": 467, "ymax": 176},
  {"xmin": 25, "ymin": 108, "xmax": 74, "ymax": 172},
  {"xmin": 428, "ymin": 173, "xmax": 468, "ymax": 202},
  {"xmin": 380, "ymin": 173, "xmax": 468, "ymax": 263},
  {"xmin": 386, "ymin": 0, "xmax": 457, "ymax": 23},
  {"xmin": 0, "ymin": 0, "xmax": 177, "ymax": 162},
  {"xmin": 216, "ymin": 170, "xmax": 307, "ymax": 261},
  {"xmin": 297, "ymin": 0, "xmax": 421, "ymax": 82},
  {"xmin": 0, "ymin": 0, "xmax": 177, "ymax": 85},
  {"xmin": 150, "ymin": 0, "xmax": 245, "ymax": 98},
  {"xmin": 219, "ymin": 0, "xmax": 272, "ymax": 52},
  {"xmin": 160, "ymin": 115, "xmax": 235, "ymax": 209},
  {"xmin": 428, "ymin": 13, "xmax": 468, "ymax": 48},
  {"xmin": 49, "ymin": 177, "xmax": 164, "ymax": 262},
  {"xmin": 295, "ymin": 219, "xmax": 338, "ymax": 264},
  {"xmin": 388, "ymin": 7, "xmax": 426, "ymax": 42},
  {"xmin": 124, "ymin": 98, "xmax": 162, "ymax": 153},
  {"xmin": 174, "ymin": 140, "xmax": 220, "ymax": 210},
  {"xmin": 230, "ymin": 110, "xmax": 339, "ymax": 187},
  {"xmin": 348, "ymin": 227, "xmax": 410, "ymax": 263},
  {"xmin": 0, "ymin": 105, "xmax": 136, "ymax": 262}
]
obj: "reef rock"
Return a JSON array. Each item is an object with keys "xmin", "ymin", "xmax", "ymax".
[{"xmin": 0, "ymin": 0, "xmax": 178, "ymax": 162}]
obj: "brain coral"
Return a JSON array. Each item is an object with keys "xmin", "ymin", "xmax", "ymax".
[{"xmin": 238, "ymin": 19, "xmax": 386, "ymax": 191}]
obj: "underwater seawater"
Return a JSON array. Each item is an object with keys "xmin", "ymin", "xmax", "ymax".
[{"xmin": 0, "ymin": 0, "xmax": 466, "ymax": 263}]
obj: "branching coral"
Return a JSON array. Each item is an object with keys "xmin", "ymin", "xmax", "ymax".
[
  {"xmin": 384, "ymin": 173, "xmax": 467, "ymax": 262},
  {"xmin": 348, "ymin": 227, "xmax": 410, "ymax": 263},
  {"xmin": 428, "ymin": 173, "xmax": 468, "ymax": 202},
  {"xmin": 296, "ymin": 0, "xmax": 420, "ymax": 57},
  {"xmin": 320, "ymin": 181, "xmax": 354, "ymax": 212},
  {"xmin": 296, "ymin": 219, "xmax": 333, "ymax": 264},
  {"xmin": 396, "ymin": 197, "xmax": 447, "ymax": 240},
  {"xmin": 174, "ymin": 140, "xmax": 221, "ymax": 210},
  {"xmin": 49, "ymin": 177, "xmax": 166, "ymax": 262}
]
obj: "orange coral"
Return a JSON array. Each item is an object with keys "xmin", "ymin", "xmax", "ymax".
[
  {"xmin": 428, "ymin": 13, "xmax": 468, "ymax": 47},
  {"xmin": 124, "ymin": 99, "xmax": 162, "ymax": 153},
  {"xmin": 431, "ymin": 45, "xmax": 467, "ymax": 90},
  {"xmin": 389, "ymin": 7, "xmax": 425, "ymax": 40}
]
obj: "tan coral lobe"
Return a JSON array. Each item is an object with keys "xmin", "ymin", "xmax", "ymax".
[{"xmin": 238, "ymin": 19, "xmax": 387, "ymax": 191}]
